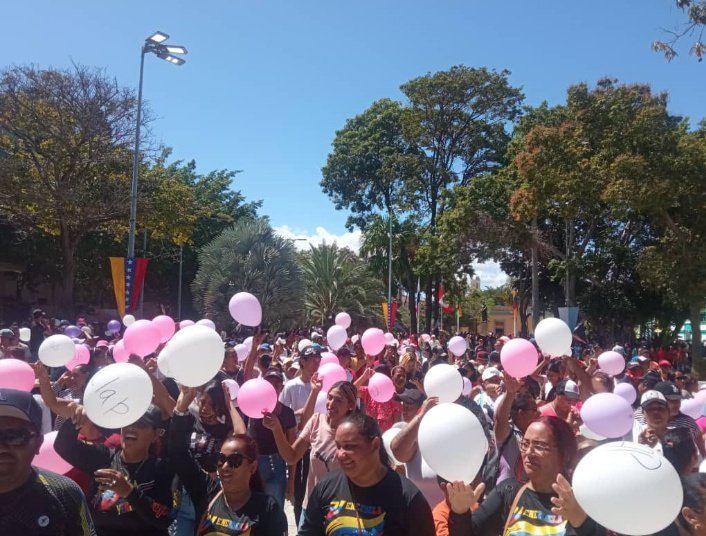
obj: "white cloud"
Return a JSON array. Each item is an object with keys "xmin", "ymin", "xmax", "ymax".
[
  {"xmin": 274, "ymin": 225, "xmax": 362, "ymax": 253},
  {"xmin": 472, "ymin": 260, "xmax": 509, "ymax": 289}
]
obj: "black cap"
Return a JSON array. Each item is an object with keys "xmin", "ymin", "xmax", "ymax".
[
  {"xmin": 395, "ymin": 388, "xmax": 426, "ymax": 405},
  {"xmin": 654, "ymin": 381, "xmax": 681, "ymax": 401},
  {"xmin": 0, "ymin": 388, "xmax": 43, "ymax": 432},
  {"xmin": 263, "ymin": 368, "xmax": 285, "ymax": 382},
  {"xmin": 300, "ymin": 345, "xmax": 322, "ymax": 359},
  {"xmin": 642, "ymin": 370, "xmax": 662, "ymax": 390},
  {"xmin": 135, "ymin": 405, "xmax": 166, "ymax": 429}
]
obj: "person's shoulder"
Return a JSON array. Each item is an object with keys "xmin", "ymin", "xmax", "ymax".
[
  {"xmin": 248, "ymin": 491, "xmax": 280, "ymax": 510},
  {"xmin": 35, "ymin": 469, "xmax": 85, "ymax": 500},
  {"xmin": 316, "ymin": 468, "xmax": 347, "ymax": 492}
]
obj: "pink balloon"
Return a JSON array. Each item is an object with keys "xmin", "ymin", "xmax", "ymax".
[
  {"xmin": 314, "ymin": 390, "xmax": 328, "ymax": 413},
  {"xmin": 681, "ymin": 398, "xmax": 703, "ymax": 420},
  {"xmin": 335, "ymin": 312, "xmax": 351, "ymax": 329},
  {"xmin": 597, "ymin": 351, "xmax": 625, "ymax": 376},
  {"xmin": 123, "ymin": 320, "xmax": 161, "ymax": 357},
  {"xmin": 368, "ymin": 372, "xmax": 395, "ymax": 403},
  {"xmin": 580, "ymin": 393, "xmax": 634, "ymax": 438},
  {"xmin": 318, "ymin": 363, "xmax": 347, "ymax": 391},
  {"xmin": 237, "ymin": 378, "xmax": 278, "ymax": 419},
  {"xmin": 112, "ymin": 339, "xmax": 129, "ymax": 363},
  {"xmin": 448, "ymin": 336, "xmax": 468, "ymax": 356},
  {"xmin": 361, "ymin": 328, "xmax": 386, "ymax": 356},
  {"xmin": 614, "ymin": 382, "xmax": 637, "ymax": 405},
  {"xmin": 228, "ymin": 292, "xmax": 262, "ymax": 327},
  {"xmin": 319, "ymin": 352, "xmax": 339, "ymax": 367},
  {"xmin": 33, "ymin": 431, "xmax": 72, "ymax": 474},
  {"xmin": 152, "ymin": 315, "xmax": 176, "ymax": 343},
  {"xmin": 500, "ymin": 338, "xmax": 538, "ymax": 378},
  {"xmin": 327, "ymin": 324, "xmax": 348, "ymax": 351},
  {"xmin": 0, "ymin": 359, "xmax": 35, "ymax": 392},
  {"xmin": 66, "ymin": 344, "xmax": 90, "ymax": 371}
]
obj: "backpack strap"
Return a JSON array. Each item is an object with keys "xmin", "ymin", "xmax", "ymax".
[{"xmin": 502, "ymin": 483, "xmax": 530, "ymax": 536}]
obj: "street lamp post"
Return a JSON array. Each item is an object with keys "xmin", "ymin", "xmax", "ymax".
[
  {"xmin": 387, "ymin": 210, "xmax": 393, "ymax": 331},
  {"xmin": 128, "ymin": 31, "xmax": 187, "ymax": 313}
]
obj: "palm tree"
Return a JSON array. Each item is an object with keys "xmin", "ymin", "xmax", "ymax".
[
  {"xmin": 300, "ymin": 243, "xmax": 384, "ymax": 328},
  {"xmin": 192, "ymin": 219, "xmax": 304, "ymax": 331},
  {"xmin": 360, "ymin": 214, "xmax": 421, "ymax": 332}
]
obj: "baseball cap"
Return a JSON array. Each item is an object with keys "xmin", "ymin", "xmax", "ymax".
[
  {"xmin": 641, "ymin": 390, "xmax": 668, "ymax": 408},
  {"xmin": 654, "ymin": 381, "xmax": 681, "ymax": 401},
  {"xmin": 658, "ymin": 360, "xmax": 672, "ymax": 368},
  {"xmin": 300, "ymin": 345, "xmax": 322, "ymax": 359},
  {"xmin": 612, "ymin": 345, "xmax": 626, "ymax": 357},
  {"xmin": 555, "ymin": 379, "xmax": 580, "ymax": 399},
  {"xmin": 395, "ymin": 388, "xmax": 426, "ymax": 405},
  {"xmin": 0, "ymin": 329, "xmax": 13, "ymax": 338},
  {"xmin": 96, "ymin": 340, "xmax": 109, "ymax": 348},
  {"xmin": 311, "ymin": 332, "xmax": 322, "ymax": 340},
  {"xmin": 0, "ymin": 388, "xmax": 43, "ymax": 432},
  {"xmin": 627, "ymin": 361, "xmax": 642, "ymax": 370},
  {"xmin": 481, "ymin": 367, "xmax": 502, "ymax": 382},
  {"xmin": 641, "ymin": 370, "xmax": 662, "ymax": 389},
  {"xmin": 264, "ymin": 368, "xmax": 285, "ymax": 382},
  {"xmin": 136, "ymin": 405, "xmax": 166, "ymax": 428},
  {"xmin": 258, "ymin": 343, "xmax": 271, "ymax": 351}
]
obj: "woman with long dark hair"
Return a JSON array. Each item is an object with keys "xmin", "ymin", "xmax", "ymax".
[
  {"xmin": 299, "ymin": 412, "xmax": 435, "ymax": 535},
  {"xmin": 169, "ymin": 387, "xmax": 287, "ymax": 535},
  {"xmin": 446, "ymin": 416, "xmax": 605, "ymax": 536}
]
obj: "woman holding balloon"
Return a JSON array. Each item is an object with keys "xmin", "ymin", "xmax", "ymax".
[
  {"xmin": 446, "ymin": 417, "xmax": 605, "ymax": 536},
  {"xmin": 263, "ymin": 380, "xmax": 358, "ymax": 517}
]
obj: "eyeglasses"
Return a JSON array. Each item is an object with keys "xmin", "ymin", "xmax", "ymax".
[
  {"xmin": 216, "ymin": 452, "xmax": 251, "ymax": 468},
  {"xmin": 0, "ymin": 428, "xmax": 37, "ymax": 447},
  {"xmin": 519, "ymin": 440, "xmax": 555, "ymax": 455}
]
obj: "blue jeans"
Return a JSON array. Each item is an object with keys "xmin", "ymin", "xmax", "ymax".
[
  {"xmin": 258, "ymin": 453, "xmax": 287, "ymax": 510},
  {"xmin": 174, "ymin": 487, "xmax": 195, "ymax": 536}
]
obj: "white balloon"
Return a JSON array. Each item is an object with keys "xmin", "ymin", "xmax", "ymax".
[
  {"xmin": 19, "ymin": 327, "xmax": 31, "ymax": 343},
  {"xmin": 681, "ymin": 398, "xmax": 703, "ymax": 420},
  {"xmin": 235, "ymin": 343, "xmax": 249, "ymax": 362},
  {"xmin": 335, "ymin": 312, "xmax": 351, "ymax": 329},
  {"xmin": 534, "ymin": 318, "xmax": 572, "ymax": 357},
  {"xmin": 382, "ymin": 422, "xmax": 406, "ymax": 466},
  {"xmin": 83, "ymin": 363, "xmax": 153, "ymax": 429},
  {"xmin": 462, "ymin": 377, "xmax": 472, "ymax": 396},
  {"xmin": 573, "ymin": 442, "xmax": 682, "ymax": 535},
  {"xmin": 384, "ymin": 332, "xmax": 395, "ymax": 346},
  {"xmin": 38, "ymin": 335, "xmax": 75, "ymax": 367},
  {"xmin": 424, "ymin": 364, "xmax": 463, "ymax": 403},
  {"xmin": 448, "ymin": 336, "xmax": 468, "ymax": 357},
  {"xmin": 157, "ymin": 349, "xmax": 172, "ymax": 377},
  {"xmin": 314, "ymin": 390, "xmax": 328, "ymax": 414},
  {"xmin": 222, "ymin": 379, "xmax": 240, "ymax": 400},
  {"xmin": 327, "ymin": 325, "xmax": 348, "ymax": 351},
  {"xmin": 418, "ymin": 403, "xmax": 488, "ymax": 483},
  {"xmin": 243, "ymin": 336, "xmax": 253, "ymax": 350},
  {"xmin": 700, "ymin": 458, "xmax": 706, "ymax": 473},
  {"xmin": 122, "ymin": 314, "xmax": 136, "ymax": 327},
  {"xmin": 298, "ymin": 339, "xmax": 312, "ymax": 352},
  {"xmin": 196, "ymin": 319, "xmax": 216, "ymax": 330},
  {"xmin": 165, "ymin": 325, "xmax": 225, "ymax": 387}
]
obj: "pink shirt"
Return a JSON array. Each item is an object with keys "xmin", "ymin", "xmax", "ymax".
[
  {"xmin": 539, "ymin": 403, "xmax": 557, "ymax": 418},
  {"xmin": 299, "ymin": 413, "xmax": 339, "ymax": 507},
  {"xmin": 359, "ymin": 386, "xmax": 401, "ymax": 433}
]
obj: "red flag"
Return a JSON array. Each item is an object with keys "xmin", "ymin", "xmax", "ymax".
[{"xmin": 438, "ymin": 284, "xmax": 454, "ymax": 314}]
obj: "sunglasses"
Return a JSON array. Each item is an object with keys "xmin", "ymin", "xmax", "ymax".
[
  {"xmin": 216, "ymin": 452, "xmax": 251, "ymax": 468},
  {"xmin": 0, "ymin": 428, "xmax": 37, "ymax": 447}
]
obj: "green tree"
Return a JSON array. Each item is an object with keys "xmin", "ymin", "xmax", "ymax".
[
  {"xmin": 299, "ymin": 243, "xmax": 384, "ymax": 329},
  {"xmin": 0, "ymin": 64, "xmax": 140, "ymax": 314},
  {"xmin": 191, "ymin": 219, "xmax": 303, "ymax": 331}
]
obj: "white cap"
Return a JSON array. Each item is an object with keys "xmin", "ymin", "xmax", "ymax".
[
  {"xmin": 351, "ymin": 334, "xmax": 360, "ymax": 344},
  {"xmin": 311, "ymin": 332, "xmax": 322, "ymax": 340},
  {"xmin": 481, "ymin": 367, "xmax": 502, "ymax": 382},
  {"xmin": 641, "ymin": 390, "xmax": 667, "ymax": 407}
]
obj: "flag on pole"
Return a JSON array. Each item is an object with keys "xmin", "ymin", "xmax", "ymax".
[
  {"xmin": 381, "ymin": 302, "xmax": 398, "ymax": 331},
  {"xmin": 438, "ymin": 284, "xmax": 455, "ymax": 314},
  {"xmin": 110, "ymin": 257, "xmax": 149, "ymax": 318}
]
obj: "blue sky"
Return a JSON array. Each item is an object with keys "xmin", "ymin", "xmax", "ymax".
[{"xmin": 2, "ymin": 1, "xmax": 703, "ymax": 287}]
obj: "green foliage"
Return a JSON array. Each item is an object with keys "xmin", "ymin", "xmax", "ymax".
[
  {"xmin": 192, "ymin": 219, "xmax": 303, "ymax": 331},
  {"xmin": 299, "ymin": 243, "xmax": 384, "ymax": 328}
]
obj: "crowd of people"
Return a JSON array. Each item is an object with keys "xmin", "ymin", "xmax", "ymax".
[{"xmin": 1, "ymin": 309, "xmax": 706, "ymax": 536}]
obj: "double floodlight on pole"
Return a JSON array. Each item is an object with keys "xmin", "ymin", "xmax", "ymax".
[{"xmin": 127, "ymin": 31, "xmax": 187, "ymax": 261}]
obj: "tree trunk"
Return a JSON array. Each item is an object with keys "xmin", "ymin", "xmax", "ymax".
[
  {"xmin": 690, "ymin": 302, "xmax": 704, "ymax": 374},
  {"xmin": 531, "ymin": 218, "xmax": 540, "ymax": 331},
  {"xmin": 408, "ymin": 285, "xmax": 418, "ymax": 334},
  {"xmin": 424, "ymin": 279, "xmax": 433, "ymax": 334},
  {"xmin": 59, "ymin": 229, "xmax": 77, "ymax": 318}
]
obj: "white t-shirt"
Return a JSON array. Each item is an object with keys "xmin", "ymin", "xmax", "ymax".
[
  {"xmin": 279, "ymin": 376, "xmax": 312, "ymax": 423},
  {"xmin": 405, "ymin": 447, "xmax": 444, "ymax": 507}
]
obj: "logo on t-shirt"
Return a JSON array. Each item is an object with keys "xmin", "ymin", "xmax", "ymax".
[
  {"xmin": 37, "ymin": 515, "xmax": 50, "ymax": 527},
  {"xmin": 324, "ymin": 499, "xmax": 385, "ymax": 535}
]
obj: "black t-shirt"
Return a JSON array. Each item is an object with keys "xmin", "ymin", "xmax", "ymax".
[
  {"xmin": 299, "ymin": 468, "xmax": 435, "ymax": 536},
  {"xmin": 247, "ymin": 402, "xmax": 296, "ymax": 455},
  {"xmin": 191, "ymin": 419, "xmax": 232, "ymax": 473},
  {"xmin": 449, "ymin": 479, "xmax": 606, "ymax": 536},
  {"xmin": 0, "ymin": 468, "xmax": 96, "ymax": 536},
  {"xmin": 197, "ymin": 491, "xmax": 287, "ymax": 535}
]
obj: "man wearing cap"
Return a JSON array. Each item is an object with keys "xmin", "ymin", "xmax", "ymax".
[
  {"xmin": 30, "ymin": 309, "xmax": 51, "ymax": 362},
  {"xmin": 0, "ymin": 388, "xmax": 96, "ymax": 535},
  {"xmin": 634, "ymin": 381, "xmax": 706, "ymax": 458},
  {"xmin": 279, "ymin": 344, "xmax": 321, "ymax": 524},
  {"xmin": 474, "ymin": 367, "xmax": 503, "ymax": 426},
  {"xmin": 539, "ymin": 379, "xmax": 580, "ymax": 420},
  {"xmin": 633, "ymin": 390, "xmax": 671, "ymax": 453},
  {"xmin": 0, "ymin": 329, "xmax": 14, "ymax": 359}
]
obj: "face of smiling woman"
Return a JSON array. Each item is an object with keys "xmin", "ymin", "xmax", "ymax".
[{"xmin": 334, "ymin": 421, "xmax": 381, "ymax": 482}]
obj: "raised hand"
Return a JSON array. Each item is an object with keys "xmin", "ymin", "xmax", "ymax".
[
  {"xmin": 551, "ymin": 473, "xmax": 587, "ymax": 527},
  {"xmin": 444, "ymin": 481, "xmax": 485, "ymax": 514}
]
